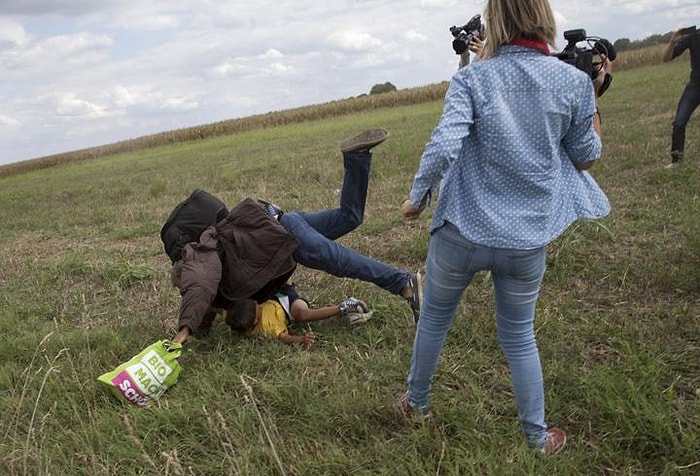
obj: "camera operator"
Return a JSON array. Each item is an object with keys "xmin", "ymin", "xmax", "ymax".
[
  {"xmin": 398, "ymin": 0, "xmax": 611, "ymax": 456},
  {"xmin": 663, "ymin": 27, "xmax": 699, "ymax": 168},
  {"xmin": 458, "ymin": 37, "xmax": 485, "ymax": 68},
  {"xmin": 451, "ymin": 15, "xmax": 486, "ymax": 69},
  {"xmin": 592, "ymin": 48, "xmax": 614, "ymax": 134}
]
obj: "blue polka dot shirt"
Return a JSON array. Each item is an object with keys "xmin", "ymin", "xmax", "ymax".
[{"xmin": 410, "ymin": 45, "xmax": 610, "ymax": 249}]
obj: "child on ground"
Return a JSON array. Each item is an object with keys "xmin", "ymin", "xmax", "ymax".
[{"xmin": 226, "ymin": 280, "xmax": 373, "ymax": 349}]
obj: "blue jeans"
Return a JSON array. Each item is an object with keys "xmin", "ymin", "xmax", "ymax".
[
  {"xmin": 279, "ymin": 152, "xmax": 408, "ymax": 296},
  {"xmin": 671, "ymin": 80, "xmax": 700, "ymax": 162},
  {"xmin": 407, "ymin": 222, "xmax": 548, "ymax": 446}
]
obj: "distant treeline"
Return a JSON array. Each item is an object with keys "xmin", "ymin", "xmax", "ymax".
[
  {"xmin": 614, "ymin": 31, "xmax": 676, "ymax": 53},
  {"xmin": 0, "ymin": 40, "xmax": 676, "ymax": 178}
]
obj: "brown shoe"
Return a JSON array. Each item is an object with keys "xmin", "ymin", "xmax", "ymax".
[
  {"xmin": 542, "ymin": 427, "xmax": 567, "ymax": 455},
  {"xmin": 340, "ymin": 129, "xmax": 389, "ymax": 153}
]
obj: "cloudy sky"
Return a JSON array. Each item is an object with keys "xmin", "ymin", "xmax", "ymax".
[{"xmin": 0, "ymin": 0, "xmax": 697, "ymax": 165}]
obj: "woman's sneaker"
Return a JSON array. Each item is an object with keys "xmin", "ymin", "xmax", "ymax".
[{"xmin": 541, "ymin": 427, "xmax": 567, "ymax": 455}]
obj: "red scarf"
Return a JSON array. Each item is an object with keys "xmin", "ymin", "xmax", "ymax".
[{"xmin": 509, "ymin": 38, "xmax": 551, "ymax": 56}]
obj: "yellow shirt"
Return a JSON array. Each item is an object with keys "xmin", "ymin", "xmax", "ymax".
[{"xmin": 251, "ymin": 300, "xmax": 288, "ymax": 339}]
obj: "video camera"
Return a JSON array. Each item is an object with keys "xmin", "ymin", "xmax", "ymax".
[
  {"xmin": 554, "ymin": 29, "xmax": 617, "ymax": 96},
  {"xmin": 449, "ymin": 14, "xmax": 485, "ymax": 55}
]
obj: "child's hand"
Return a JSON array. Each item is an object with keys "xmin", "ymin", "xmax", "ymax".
[{"xmin": 302, "ymin": 331, "xmax": 316, "ymax": 349}]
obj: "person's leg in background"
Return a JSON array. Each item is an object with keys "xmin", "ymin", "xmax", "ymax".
[
  {"xmin": 294, "ymin": 129, "xmax": 388, "ymax": 239},
  {"xmin": 670, "ymin": 81, "xmax": 700, "ymax": 165},
  {"xmin": 279, "ymin": 209, "xmax": 408, "ymax": 296}
]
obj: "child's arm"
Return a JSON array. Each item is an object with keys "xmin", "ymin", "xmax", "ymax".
[
  {"xmin": 290, "ymin": 299, "xmax": 341, "ymax": 322},
  {"xmin": 290, "ymin": 298, "xmax": 369, "ymax": 322},
  {"xmin": 277, "ymin": 330, "xmax": 315, "ymax": 349}
]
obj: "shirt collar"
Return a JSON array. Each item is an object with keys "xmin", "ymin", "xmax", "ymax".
[{"xmin": 508, "ymin": 38, "xmax": 551, "ymax": 56}]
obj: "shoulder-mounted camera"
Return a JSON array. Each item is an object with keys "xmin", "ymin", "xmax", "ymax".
[
  {"xmin": 449, "ymin": 14, "xmax": 485, "ymax": 55},
  {"xmin": 554, "ymin": 29, "xmax": 617, "ymax": 96}
]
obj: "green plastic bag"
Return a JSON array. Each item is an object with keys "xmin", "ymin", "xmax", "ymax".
[{"xmin": 97, "ymin": 339, "xmax": 182, "ymax": 408}]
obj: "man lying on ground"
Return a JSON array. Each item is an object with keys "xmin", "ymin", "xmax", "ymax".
[{"xmin": 169, "ymin": 129, "xmax": 421, "ymax": 344}]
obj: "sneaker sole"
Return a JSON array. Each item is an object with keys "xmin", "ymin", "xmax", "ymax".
[
  {"xmin": 340, "ymin": 129, "xmax": 389, "ymax": 153},
  {"xmin": 409, "ymin": 271, "xmax": 423, "ymax": 324}
]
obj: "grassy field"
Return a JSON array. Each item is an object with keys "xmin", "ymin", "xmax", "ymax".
[{"xmin": 1, "ymin": 57, "xmax": 699, "ymax": 475}]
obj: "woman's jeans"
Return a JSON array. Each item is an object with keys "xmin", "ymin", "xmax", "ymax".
[
  {"xmin": 279, "ymin": 151, "xmax": 408, "ymax": 296},
  {"xmin": 407, "ymin": 222, "xmax": 548, "ymax": 446},
  {"xmin": 671, "ymin": 80, "xmax": 700, "ymax": 162}
]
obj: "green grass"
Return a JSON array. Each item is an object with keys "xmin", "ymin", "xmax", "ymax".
[{"xmin": 1, "ymin": 59, "xmax": 699, "ymax": 475}]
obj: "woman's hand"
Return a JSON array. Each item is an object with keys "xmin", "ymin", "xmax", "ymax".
[
  {"xmin": 401, "ymin": 199, "xmax": 425, "ymax": 220},
  {"xmin": 468, "ymin": 37, "xmax": 485, "ymax": 55}
]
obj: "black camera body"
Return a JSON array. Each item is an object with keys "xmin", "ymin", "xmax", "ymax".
[
  {"xmin": 554, "ymin": 29, "xmax": 616, "ymax": 96},
  {"xmin": 450, "ymin": 14, "xmax": 484, "ymax": 54},
  {"xmin": 554, "ymin": 29, "xmax": 595, "ymax": 78}
]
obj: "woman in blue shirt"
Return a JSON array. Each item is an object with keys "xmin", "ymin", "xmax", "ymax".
[{"xmin": 398, "ymin": 0, "xmax": 612, "ymax": 455}]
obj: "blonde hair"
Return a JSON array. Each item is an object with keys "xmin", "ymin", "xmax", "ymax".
[{"xmin": 481, "ymin": 0, "xmax": 557, "ymax": 59}]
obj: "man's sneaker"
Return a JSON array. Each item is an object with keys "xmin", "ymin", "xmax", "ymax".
[
  {"xmin": 541, "ymin": 427, "xmax": 567, "ymax": 456},
  {"xmin": 397, "ymin": 391, "xmax": 432, "ymax": 421},
  {"xmin": 664, "ymin": 161, "xmax": 681, "ymax": 169},
  {"xmin": 347, "ymin": 309, "xmax": 374, "ymax": 325},
  {"xmin": 405, "ymin": 272, "xmax": 422, "ymax": 324},
  {"xmin": 340, "ymin": 128, "xmax": 389, "ymax": 153},
  {"xmin": 258, "ymin": 199, "xmax": 284, "ymax": 220}
]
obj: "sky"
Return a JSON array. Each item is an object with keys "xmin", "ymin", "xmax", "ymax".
[{"xmin": 0, "ymin": 0, "xmax": 697, "ymax": 166}]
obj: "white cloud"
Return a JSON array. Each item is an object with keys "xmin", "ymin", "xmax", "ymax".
[
  {"xmin": 1, "ymin": 31, "xmax": 113, "ymax": 77},
  {"xmin": 0, "ymin": 19, "xmax": 29, "ymax": 47},
  {"xmin": 261, "ymin": 48, "xmax": 284, "ymax": 59},
  {"xmin": 268, "ymin": 62, "xmax": 294, "ymax": 74},
  {"xmin": 110, "ymin": 85, "xmax": 138, "ymax": 108},
  {"xmin": 160, "ymin": 96, "xmax": 198, "ymax": 111},
  {"xmin": 211, "ymin": 59, "xmax": 251, "ymax": 78},
  {"xmin": 328, "ymin": 30, "xmax": 383, "ymax": 51},
  {"xmin": 0, "ymin": 114, "xmax": 21, "ymax": 127},
  {"xmin": 404, "ymin": 30, "xmax": 428, "ymax": 43},
  {"xmin": 108, "ymin": 8, "xmax": 182, "ymax": 31},
  {"xmin": 49, "ymin": 92, "xmax": 108, "ymax": 118}
]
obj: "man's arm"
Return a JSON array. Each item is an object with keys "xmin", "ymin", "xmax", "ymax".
[
  {"xmin": 663, "ymin": 30, "xmax": 683, "ymax": 63},
  {"xmin": 172, "ymin": 326, "xmax": 191, "ymax": 344},
  {"xmin": 173, "ymin": 232, "xmax": 222, "ymax": 343}
]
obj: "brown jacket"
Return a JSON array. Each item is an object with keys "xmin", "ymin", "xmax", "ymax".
[{"xmin": 177, "ymin": 198, "xmax": 299, "ymax": 333}]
